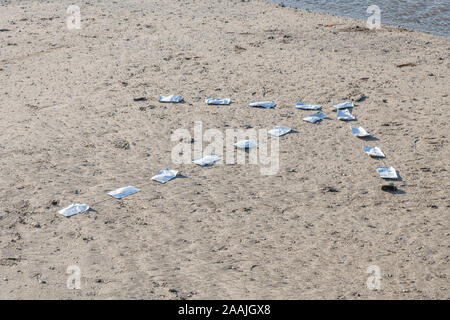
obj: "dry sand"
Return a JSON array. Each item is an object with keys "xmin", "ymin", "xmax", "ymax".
[{"xmin": 0, "ymin": 0, "xmax": 449, "ymax": 299}]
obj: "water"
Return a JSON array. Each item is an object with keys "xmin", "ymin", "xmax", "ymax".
[{"xmin": 270, "ymin": 0, "xmax": 449, "ymax": 37}]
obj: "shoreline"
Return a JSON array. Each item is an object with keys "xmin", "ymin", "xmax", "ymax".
[
  {"xmin": 0, "ymin": 0, "xmax": 449, "ymax": 299},
  {"xmin": 268, "ymin": 0, "xmax": 450, "ymax": 38}
]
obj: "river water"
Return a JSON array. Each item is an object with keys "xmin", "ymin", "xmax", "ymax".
[{"xmin": 269, "ymin": 0, "xmax": 449, "ymax": 37}]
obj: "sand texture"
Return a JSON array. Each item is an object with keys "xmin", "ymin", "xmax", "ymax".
[{"xmin": 0, "ymin": 0, "xmax": 449, "ymax": 299}]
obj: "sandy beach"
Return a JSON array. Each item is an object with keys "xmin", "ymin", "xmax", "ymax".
[{"xmin": 0, "ymin": 0, "xmax": 448, "ymax": 299}]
